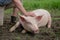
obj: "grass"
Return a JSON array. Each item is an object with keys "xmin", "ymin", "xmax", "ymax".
[
  {"xmin": 53, "ymin": 18, "xmax": 60, "ymax": 20},
  {"xmin": 23, "ymin": 0, "xmax": 60, "ymax": 10}
]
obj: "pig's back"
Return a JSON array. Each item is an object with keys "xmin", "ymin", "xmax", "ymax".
[
  {"xmin": 32, "ymin": 9, "xmax": 49, "ymax": 16},
  {"xmin": 32, "ymin": 9, "xmax": 50, "ymax": 27}
]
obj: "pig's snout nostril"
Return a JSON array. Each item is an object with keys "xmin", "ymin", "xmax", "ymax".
[
  {"xmin": 33, "ymin": 30, "xmax": 39, "ymax": 33},
  {"xmin": 35, "ymin": 30, "xmax": 38, "ymax": 32}
]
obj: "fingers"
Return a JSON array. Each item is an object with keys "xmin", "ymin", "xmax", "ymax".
[{"xmin": 27, "ymin": 12, "xmax": 36, "ymax": 17}]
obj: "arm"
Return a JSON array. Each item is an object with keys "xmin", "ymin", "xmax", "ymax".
[
  {"xmin": 12, "ymin": 0, "xmax": 36, "ymax": 16},
  {"xmin": 12, "ymin": 0, "xmax": 27, "ymax": 15}
]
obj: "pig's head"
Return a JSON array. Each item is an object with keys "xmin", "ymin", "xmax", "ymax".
[{"xmin": 19, "ymin": 15, "xmax": 42, "ymax": 34}]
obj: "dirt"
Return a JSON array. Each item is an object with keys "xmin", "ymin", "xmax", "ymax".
[{"xmin": 0, "ymin": 14, "xmax": 60, "ymax": 40}]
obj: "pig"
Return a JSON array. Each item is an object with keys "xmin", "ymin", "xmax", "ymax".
[{"xmin": 9, "ymin": 9, "xmax": 52, "ymax": 34}]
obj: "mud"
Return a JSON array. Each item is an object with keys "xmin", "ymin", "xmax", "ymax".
[{"xmin": 0, "ymin": 14, "xmax": 60, "ymax": 40}]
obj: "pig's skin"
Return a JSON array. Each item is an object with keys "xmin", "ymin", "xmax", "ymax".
[
  {"xmin": 32, "ymin": 9, "xmax": 51, "ymax": 28},
  {"xmin": 9, "ymin": 9, "xmax": 52, "ymax": 33}
]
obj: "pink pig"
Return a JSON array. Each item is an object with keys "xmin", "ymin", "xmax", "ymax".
[{"xmin": 9, "ymin": 9, "xmax": 52, "ymax": 34}]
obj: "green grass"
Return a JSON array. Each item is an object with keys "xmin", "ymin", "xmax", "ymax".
[
  {"xmin": 48, "ymin": 9, "xmax": 60, "ymax": 17},
  {"xmin": 53, "ymin": 18, "xmax": 60, "ymax": 20},
  {"xmin": 23, "ymin": 0, "xmax": 60, "ymax": 10},
  {"xmin": 5, "ymin": 8, "xmax": 13, "ymax": 14}
]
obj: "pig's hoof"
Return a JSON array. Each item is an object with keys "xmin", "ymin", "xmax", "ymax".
[
  {"xmin": 9, "ymin": 29, "xmax": 14, "ymax": 32},
  {"xmin": 21, "ymin": 30, "xmax": 27, "ymax": 34},
  {"xmin": 9, "ymin": 30, "xmax": 12, "ymax": 32}
]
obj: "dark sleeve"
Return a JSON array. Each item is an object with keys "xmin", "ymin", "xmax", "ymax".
[{"xmin": 0, "ymin": 0, "xmax": 12, "ymax": 6}]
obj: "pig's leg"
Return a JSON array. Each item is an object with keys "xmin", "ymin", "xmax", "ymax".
[
  {"xmin": 9, "ymin": 21, "xmax": 20, "ymax": 32},
  {"xmin": 47, "ymin": 16, "xmax": 52, "ymax": 28}
]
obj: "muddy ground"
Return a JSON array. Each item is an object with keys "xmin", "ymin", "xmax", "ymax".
[{"xmin": 0, "ymin": 14, "xmax": 60, "ymax": 40}]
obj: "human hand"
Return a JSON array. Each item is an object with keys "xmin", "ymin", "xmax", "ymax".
[{"xmin": 24, "ymin": 12, "xmax": 36, "ymax": 17}]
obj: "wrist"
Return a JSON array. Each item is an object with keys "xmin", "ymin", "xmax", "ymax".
[{"xmin": 24, "ymin": 13, "xmax": 28, "ymax": 16}]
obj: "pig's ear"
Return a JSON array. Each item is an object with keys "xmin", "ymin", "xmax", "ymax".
[
  {"xmin": 35, "ymin": 16, "xmax": 43, "ymax": 21},
  {"xmin": 20, "ymin": 16, "xmax": 26, "ymax": 22}
]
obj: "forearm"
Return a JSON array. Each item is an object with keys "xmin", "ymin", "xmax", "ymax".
[{"xmin": 13, "ymin": 0, "xmax": 27, "ymax": 15}]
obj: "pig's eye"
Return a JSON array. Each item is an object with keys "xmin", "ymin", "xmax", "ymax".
[
  {"xmin": 26, "ymin": 21, "xmax": 31, "ymax": 24},
  {"xmin": 26, "ymin": 21, "xmax": 30, "ymax": 23}
]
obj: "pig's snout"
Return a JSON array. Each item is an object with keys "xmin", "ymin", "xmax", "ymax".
[{"xmin": 33, "ymin": 29, "xmax": 39, "ymax": 34}]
